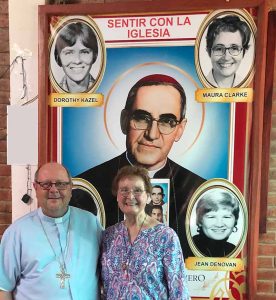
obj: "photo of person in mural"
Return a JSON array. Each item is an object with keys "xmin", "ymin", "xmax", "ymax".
[
  {"xmin": 145, "ymin": 183, "xmax": 169, "ymax": 225},
  {"xmin": 192, "ymin": 189, "xmax": 240, "ymax": 257},
  {"xmin": 205, "ymin": 14, "xmax": 252, "ymax": 88},
  {"xmin": 53, "ymin": 21, "xmax": 99, "ymax": 93},
  {"xmin": 70, "ymin": 73, "xmax": 206, "ymax": 256},
  {"xmin": 149, "ymin": 204, "xmax": 164, "ymax": 223},
  {"xmin": 150, "ymin": 185, "xmax": 165, "ymax": 206}
]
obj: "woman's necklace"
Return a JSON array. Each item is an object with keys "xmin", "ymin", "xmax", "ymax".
[
  {"xmin": 122, "ymin": 214, "xmax": 147, "ymax": 275},
  {"xmin": 38, "ymin": 213, "xmax": 71, "ymax": 289}
]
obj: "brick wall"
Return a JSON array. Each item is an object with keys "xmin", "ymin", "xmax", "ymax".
[
  {"xmin": 0, "ymin": 0, "xmax": 11, "ymax": 238},
  {"xmin": 1, "ymin": 0, "xmax": 276, "ymax": 298}
]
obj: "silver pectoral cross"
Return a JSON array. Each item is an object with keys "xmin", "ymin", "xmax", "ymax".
[{"xmin": 56, "ymin": 265, "xmax": 70, "ymax": 289}]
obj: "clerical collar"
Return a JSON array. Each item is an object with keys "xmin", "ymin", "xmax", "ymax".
[
  {"xmin": 38, "ymin": 207, "xmax": 71, "ymax": 224},
  {"xmin": 125, "ymin": 152, "xmax": 167, "ymax": 178}
]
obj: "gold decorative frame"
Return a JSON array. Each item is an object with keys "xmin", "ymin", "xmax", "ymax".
[
  {"xmin": 194, "ymin": 9, "xmax": 257, "ymax": 88},
  {"xmin": 186, "ymin": 178, "xmax": 248, "ymax": 258},
  {"xmin": 72, "ymin": 178, "xmax": 106, "ymax": 227},
  {"xmin": 48, "ymin": 15, "xmax": 106, "ymax": 93}
]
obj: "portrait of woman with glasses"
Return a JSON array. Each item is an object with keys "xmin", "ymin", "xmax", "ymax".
[{"xmin": 204, "ymin": 14, "xmax": 252, "ymax": 88}]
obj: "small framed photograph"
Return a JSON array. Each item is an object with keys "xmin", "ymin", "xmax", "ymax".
[{"xmin": 146, "ymin": 178, "xmax": 170, "ymax": 225}]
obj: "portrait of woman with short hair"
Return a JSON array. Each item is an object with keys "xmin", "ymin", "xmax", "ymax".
[
  {"xmin": 192, "ymin": 189, "xmax": 240, "ymax": 257},
  {"xmin": 195, "ymin": 10, "xmax": 256, "ymax": 89},
  {"xmin": 54, "ymin": 21, "xmax": 98, "ymax": 93},
  {"xmin": 205, "ymin": 15, "xmax": 251, "ymax": 88},
  {"xmin": 186, "ymin": 178, "xmax": 248, "ymax": 258},
  {"xmin": 49, "ymin": 17, "xmax": 105, "ymax": 93}
]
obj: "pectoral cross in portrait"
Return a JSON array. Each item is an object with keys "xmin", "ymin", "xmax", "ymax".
[{"xmin": 56, "ymin": 265, "xmax": 70, "ymax": 289}]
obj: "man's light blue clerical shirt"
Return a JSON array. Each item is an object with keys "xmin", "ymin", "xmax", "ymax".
[{"xmin": 0, "ymin": 206, "xmax": 102, "ymax": 300}]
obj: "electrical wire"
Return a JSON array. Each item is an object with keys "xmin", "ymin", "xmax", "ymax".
[{"xmin": 0, "ymin": 55, "xmax": 38, "ymax": 105}]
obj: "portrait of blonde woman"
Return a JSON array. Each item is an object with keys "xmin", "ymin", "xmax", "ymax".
[{"xmin": 192, "ymin": 189, "xmax": 241, "ymax": 257}]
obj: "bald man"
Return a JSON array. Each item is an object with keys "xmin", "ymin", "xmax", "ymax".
[{"xmin": 0, "ymin": 162, "xmax": 102, "ymax": 300}]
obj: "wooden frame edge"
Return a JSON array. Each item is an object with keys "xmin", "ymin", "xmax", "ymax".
[
  {"xmin": 247, "ymin": 1, "xmax": 269, "ymax": 298},
  {"xmin": 259, "ymin": 9, "xmax": 276, "ymax": 234}
]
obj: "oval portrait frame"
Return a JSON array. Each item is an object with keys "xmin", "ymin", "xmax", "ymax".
[
  {"xmin": 72, "ymin": 177, "xmax": 106, "ymax": 228},
  {"xmin": 49, "ymin": 15, "xmax": 106, "ymax": 93},
  {"xmin": 185, "ymin": 178, "xmax": 248, "ymax": 258},
  {"xmin": 194, "ymin": 9, "xmax": 256, "ymax": 88}
]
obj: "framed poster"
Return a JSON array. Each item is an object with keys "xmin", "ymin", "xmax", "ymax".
[{"xmin": 38, "ymin": 1, "xmax": 270, "ymax": 299}]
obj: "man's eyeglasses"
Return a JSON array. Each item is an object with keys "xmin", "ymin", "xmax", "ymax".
[
  {"xmin": 35, "ymin": 181, "xmax": 71, "ymax": 190},
  {"xmin": 129, "ymin": 110, "xmax": 181, "ymax": 135},
  {"xmin": 211, "ymin": 45, "xmax": 243, "ymax": 56},
  {"xmin": 118, "ymin": 188, "xmax": 145, "ymax": 197}
]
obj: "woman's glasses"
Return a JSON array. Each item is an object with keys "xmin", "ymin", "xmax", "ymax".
[
  {"xmin": 118, "ymin": 188, "xmax": 145, "ymax": 197},
  {"xmin": 211, "ymin": 45, "xmax": 243, "ymax": 56}
]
